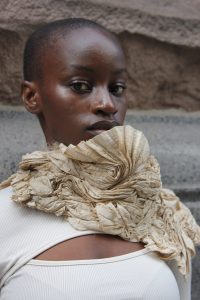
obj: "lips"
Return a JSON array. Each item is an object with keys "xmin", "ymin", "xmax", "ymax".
[
  {"xmin": 87, "ymin": 120, "xmax": 119, "ymax": 131},
  {"xmin": 86, "ymin": 120, "xmax": 120, "ymax": 137}
]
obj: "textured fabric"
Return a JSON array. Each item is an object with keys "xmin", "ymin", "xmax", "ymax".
[
  {"xmin": 1, "ymin": 125, "xmax": 200, "ymax": 276},
  {"xmin": 0, "ymin": 187, "xmax": 190, "ymax": 300},
  {"xmin": 1, "ymin": 251, "xmax": 180, "ymax": 300}
]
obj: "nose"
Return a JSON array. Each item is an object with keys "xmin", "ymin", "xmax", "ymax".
[{"xmin": 91, "ymin": 87, "xmax": 118, "ymax": 115}]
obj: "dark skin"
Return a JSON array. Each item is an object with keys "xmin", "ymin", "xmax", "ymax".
[{"xmin": 22, "ymin": 27, "xmax": 144, "ymax": 261}]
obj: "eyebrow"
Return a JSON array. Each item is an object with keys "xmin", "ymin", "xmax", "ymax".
[
  {"xmin": 70, "ymin": 64, "xmax": 127, "ymax": 75},
  {"xmin": 70, "ymin": 64, "xmax": 95, "ymax": 73},
  {"xmin": 113, "ymin": 68, "xmax": 127, "ymax": 75}
]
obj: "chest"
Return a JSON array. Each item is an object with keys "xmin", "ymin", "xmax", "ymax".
[{"xmin": 34, "ymin": 234, "xmax": 145, "ymax": 260}]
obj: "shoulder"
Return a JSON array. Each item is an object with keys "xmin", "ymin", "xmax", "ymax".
[
  {"xmin": 0, "ymin": 185, "xmax": 12, "ymax": 198},
  {"xmin": 167, "ymin": 260, "xmax": 191, "ymax": 300},
  {"xmin": 0, "ymin": 186, "xmax": 37, "ymax": 238},
  {"xmin": 0, "ymin": 186, "xmax": 27, "ymax": 218},
  {"xmin": 0, "ymin": 186, "xmax": 14, "ymax": 216},
  {"xmin": 0, "ymin": 186, "xmax": 23, "ymax": 237}
]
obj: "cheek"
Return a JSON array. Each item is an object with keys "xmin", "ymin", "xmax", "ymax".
[
  {"xmin": 117, "ymin": 99, "xmax": 127, "ymax": 123},
  {"xmin": 41, "ymin": 90, "xmax": 75, "ymax": 120}
]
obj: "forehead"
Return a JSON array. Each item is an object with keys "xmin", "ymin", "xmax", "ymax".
[{"xmin": 41, "ymin": 28, "xmax": 125, "ymax": 72}]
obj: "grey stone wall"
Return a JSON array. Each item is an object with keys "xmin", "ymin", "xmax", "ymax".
[{"xmin": 1, "ymin": 0, "xmax": 200, "ymax": 110}]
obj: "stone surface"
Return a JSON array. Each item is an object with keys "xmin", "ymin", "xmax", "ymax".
[
  {"xmin": 185, "ymin": 201, "xmax": 200, "ymax": 300},
  {"xmin": 0, "ymin": 0, "xmax": 200, "ymax": 110},
  {"xmin": 192, "ymin": 245, "xmax": 200, "ymax": 300},
  {"xmin": 0, "ymin": 106, "xmax": 200, "ymax": 299},
  {"xmin": 120, "ymin": 34, "xmax": 200, "ymax": 111}
]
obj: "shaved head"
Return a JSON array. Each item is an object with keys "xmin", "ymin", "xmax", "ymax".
[{"xmin": 23, "ymin": 18, "xmax": 121, "ymax": 82}]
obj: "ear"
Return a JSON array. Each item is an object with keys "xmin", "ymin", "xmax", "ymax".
[{"xmin": 21, "ymin": 81, "xmax": 42, "ymax": 114}]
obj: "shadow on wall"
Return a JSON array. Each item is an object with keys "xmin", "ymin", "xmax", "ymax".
[{"xmin": 119, "ymin": 33, "xmax": 200, "ymax": 111}]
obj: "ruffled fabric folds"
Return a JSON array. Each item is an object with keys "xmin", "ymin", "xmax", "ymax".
[{"xmin": 1, "ymin": 125, "xmax": 200, "ymax": 275}]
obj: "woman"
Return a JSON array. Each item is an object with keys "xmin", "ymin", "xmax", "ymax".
[{"xmin": 0, "ymin": 18, "xmax": 199, "ymax": 299}]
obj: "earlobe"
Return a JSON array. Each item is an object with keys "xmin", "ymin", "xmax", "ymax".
[{"xmin": 21, "ymin": 81, "xmax": 42, "ymax": 114}]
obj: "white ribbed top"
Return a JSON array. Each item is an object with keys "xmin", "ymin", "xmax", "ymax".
[
  {"xmin": 0, "ymin": 187, "xmax": 191, "ymax": 299},
  {"xmin": 1, "ymin": 250, "xmax": 180, "ymax": 300}
]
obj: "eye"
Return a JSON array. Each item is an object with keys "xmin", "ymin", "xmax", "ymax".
[
  {"xmin": 70, "ymin": 81, "xmax": 92, "ymax": 94},
  {"xmin": 109, "ymin": 83, "xmax": 126, "ymax": 97}
]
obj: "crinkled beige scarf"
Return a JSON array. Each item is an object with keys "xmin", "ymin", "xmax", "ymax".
[{"xmin": 1, "ymin": 125, "xmax": 200, "ymax": 275}]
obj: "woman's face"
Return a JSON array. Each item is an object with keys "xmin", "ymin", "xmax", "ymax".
[{"xmin": 35, "ymin": 27, "xmax": 127, "ymax": 146}]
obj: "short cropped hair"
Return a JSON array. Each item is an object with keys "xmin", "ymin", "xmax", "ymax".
[{"xmin": 23, "ymin": 18, "xmax": 118, "ymax": 82}]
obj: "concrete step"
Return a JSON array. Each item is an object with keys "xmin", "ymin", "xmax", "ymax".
[{"xmin": 184, "ymin": 201, "xmax": 200, "ymax": 300}]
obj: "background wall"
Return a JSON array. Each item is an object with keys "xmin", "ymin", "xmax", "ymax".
[
  {"xmin": 1, "ymin": 0, "xmax": 200, "ymax": 110},
  {"xmin": 0, "ymin": 1, "xmax": 200, "ymax": 299}
]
